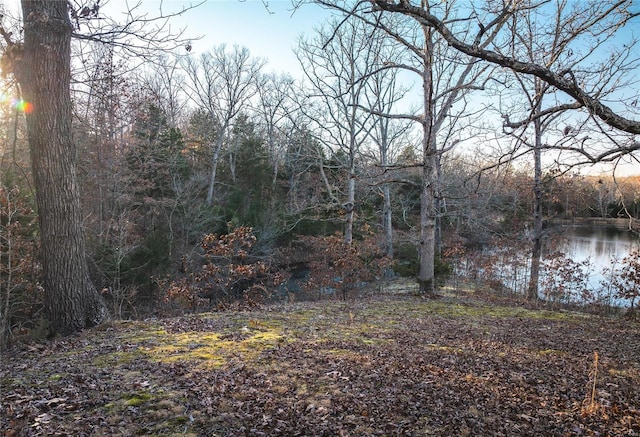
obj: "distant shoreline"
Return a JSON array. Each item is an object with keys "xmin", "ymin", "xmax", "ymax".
[{"xmin": 548, "ymin": 217, "xmax": 640, "ymax": 231}]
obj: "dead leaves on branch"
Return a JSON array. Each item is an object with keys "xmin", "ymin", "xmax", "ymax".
[
  {"xmin": 1, "ymin": 295, "xmax": 640, "ymax": 436},
  {"xmin": 164, "ymin": 226, "xmax": 287, "ymax": 311}
]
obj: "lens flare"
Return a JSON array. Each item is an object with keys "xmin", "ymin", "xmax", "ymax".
[
  {"xmin": 16, "ymin": 99, "xmax": 33, "ymax": 114},
  {"xmin": 0, "ymin": 94, "xmax": 34, "ymax": 114},
  {"xmin": 14, "ymin": 99, "xmax": 34, "ymax": 114}
]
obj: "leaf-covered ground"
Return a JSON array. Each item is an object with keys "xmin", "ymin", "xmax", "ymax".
[{"xmin": 2, "ymin": 285, "xmax": 640, "ymax": 436}]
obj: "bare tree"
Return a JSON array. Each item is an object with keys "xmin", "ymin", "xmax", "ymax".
[
  {"xmin": 183, "ymin": 45, "xmax": 265, "ymax": 205},
  {"xmin": 255, "ymin": 72, "xmax": 296, "ymax": 188},
  {"xmin": 297, "ymin": 16, "xmax": 385, "ymax": 244},
  {"xmin": 319, "ymin": 1, "xmax": 500, "ymax": 293},
  {"xmin": 477, "ymin": 0, "xmax": 640, "ymax": 300},
  {"xmin": 321, "ymin": 0, "xmax": 638, "ymax": 292},
  {"xmin": 364, "ymin": 58, "xmax": 412, "ymax": 258},
  {"xmin": 370, "ymin": 0, "xmax": 640, "ymax": 140},
  {"xmin": 143, "ymin": 54, "xmax": 190, "ymax": 128}
]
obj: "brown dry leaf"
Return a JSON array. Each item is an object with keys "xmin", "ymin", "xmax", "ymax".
[{"xmin": 1, "ymin": 295, "xmax": 639, "ymax": 436}]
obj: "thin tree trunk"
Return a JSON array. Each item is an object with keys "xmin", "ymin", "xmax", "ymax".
[
  {"xmin": 378, "ymin": 116, "xmax": 394, "ymax": 258},
  {"xmin": 18, "ymin": 0, "xmax": 107, "ymax": 335},
  {"xmin": 206, "ymin": 135, "xmax": 224, "ymax": 205},
  {"xmin": 344, "ymin": 165, "xmax": 355, "ymax": 245},
  {"xmin": 382, "ymin": 183, "xmax": 393, "ymax": 258},
  {"xmin": 527, "ymin": 117, "xmax": 544, "ymax": 301}
]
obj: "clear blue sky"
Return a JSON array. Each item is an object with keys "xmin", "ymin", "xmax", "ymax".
[
  {"xmin": 4, "ymin": 0, "xmax": 334, "ymax": 77},
  {"xmin": 107, "ymin": 0, "xmax": 335, "ymax": 78}
]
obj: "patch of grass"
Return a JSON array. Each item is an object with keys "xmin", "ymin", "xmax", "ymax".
[
  {"xmin": 372, "ymin": 299, "xmax": 589, "ymax": 322},
  {"xmin": 92, "ymin": 350, "xmax": 142, "ymax": 367},
  {"xmin": 137, "ymin": 325, "xmax": 284, "ymax": 369},
  {"xmin": 101, "ymin": 389, "xmax": 198, "ymax": 434},
  {"xmin": 124, "ymin": 391, "xmax": 153, "ymax": 407},
  {"xmin": 609, "ymin": 367, "xmax": 639, "ymax": 378}
]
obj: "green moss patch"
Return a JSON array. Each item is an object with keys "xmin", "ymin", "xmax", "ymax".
[
  {"xmin": 138, "ymin": 325, "xmax": 283, "ymax": 369},
  {"xmin": 124, "ymin": 391, "xmax": 153, "ymax": 407}
]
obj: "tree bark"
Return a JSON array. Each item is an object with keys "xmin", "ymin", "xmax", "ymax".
[
  {"xmin": 344, "ymin": 165, "xmax": 356, "ymax": 244},
  {"xmin": 418, "ymin": 25, "xmax": 437, "ymax": 295},
  {"xmin": 206, "ymin": 132, "xmax": 225, "ymax": 205},
  {"xmin": 527, "ymin": 117, "xmax": 544, "ymax": 301},
  {"xmin": 419, "ymin": 152, "xmax": 437, "ymax": 294},
  {"xmin": 382, "ymin": 183, "xmax": 393, "ymax": 258},
  {"xmin": 17, "ymin": 0, "xmax": 107, "ymax": 335}
]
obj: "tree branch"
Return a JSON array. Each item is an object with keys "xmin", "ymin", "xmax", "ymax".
[{"xmin": 370, "ymin": 0, "xmax": 640, "ymax": 135}]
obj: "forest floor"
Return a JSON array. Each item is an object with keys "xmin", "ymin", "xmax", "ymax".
[{"xmin": 1, "ymin": 280, "xmax": 640, "ymax": 436}]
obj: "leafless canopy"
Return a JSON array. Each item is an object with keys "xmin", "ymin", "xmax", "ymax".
[{"xmin": 367, "ymin": 0, "xmax": 640, "ymax": 136}]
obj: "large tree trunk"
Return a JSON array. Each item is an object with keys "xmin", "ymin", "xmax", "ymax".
[
  {"xmin": 18, "ymin": 0, "xmax": 107, "ymax": 335},
  {"xmin": 419, "ymin": 151, "xmax": 437, "ymax": 294},
  {"xmin": 417, "ymin": 25, "xmax": 437, "ymax": 295}
]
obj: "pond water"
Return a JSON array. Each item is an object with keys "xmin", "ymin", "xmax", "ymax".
[
  {"xmin": 466, "ymin": 224, "xmax": 639, "ymax": 306},
  {"xmin": 544, "ymin": 225, "xmax": 639, "ymax": 306},
  {"xmin": 549, "ymin": 225, "xmax": 639, "ymax": 281}
]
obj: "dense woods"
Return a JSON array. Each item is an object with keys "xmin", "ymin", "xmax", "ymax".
[
  {"xmin": 0, "ymin": 0, "xmax": 639, "ymax": 347},
  {"xmin": 0, "ymin": 2, "xmax": 639, "ymax": 435}
]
